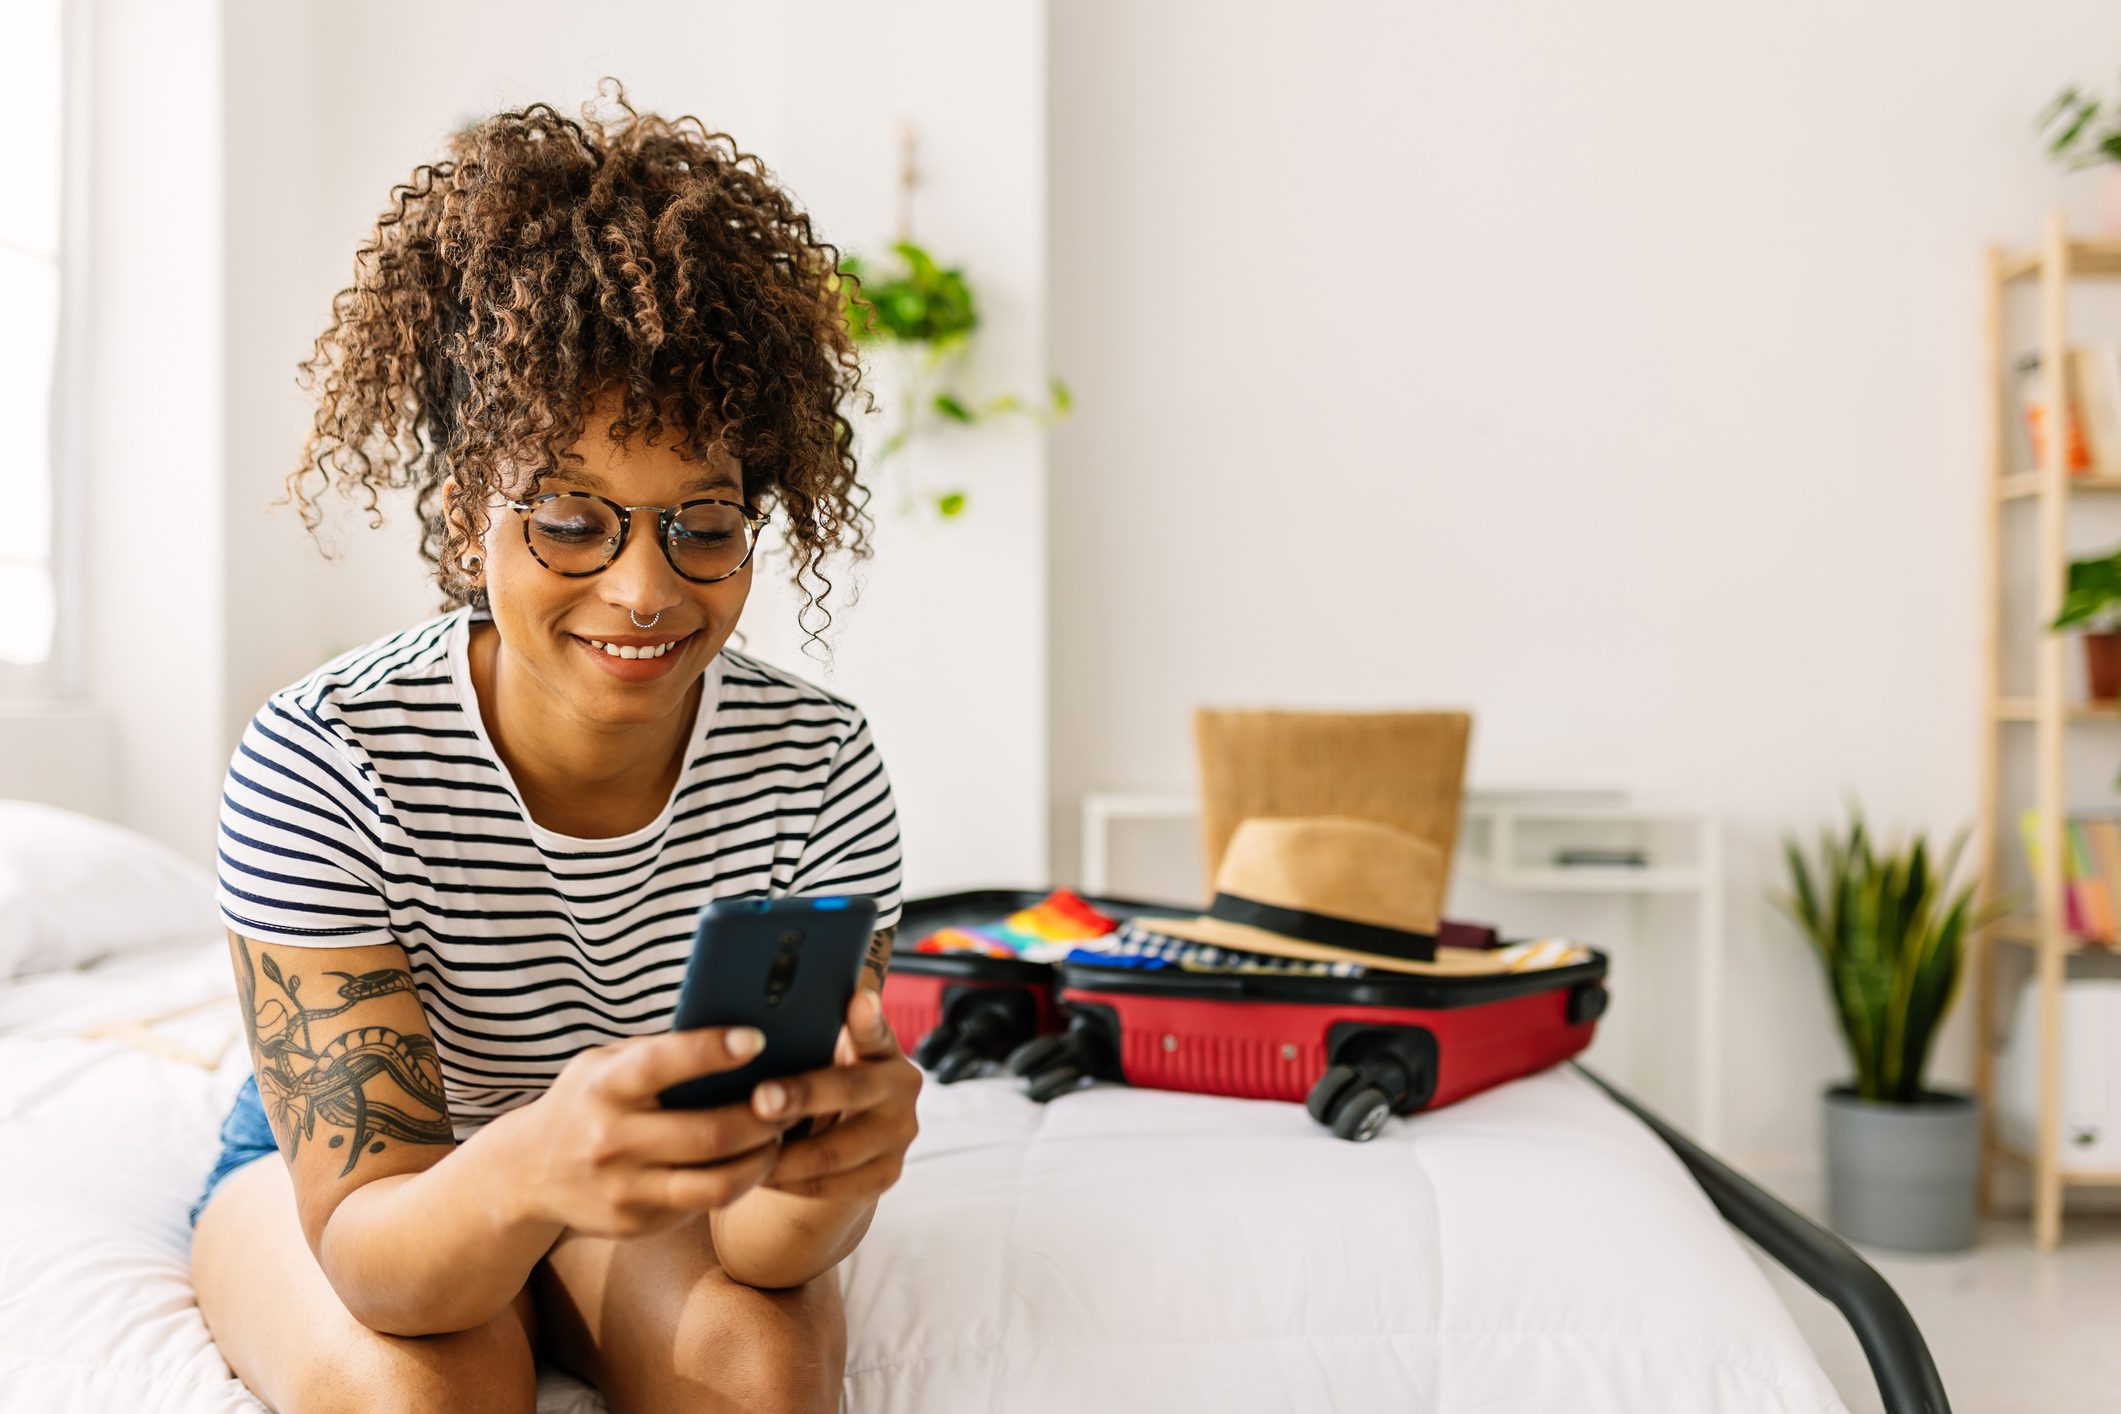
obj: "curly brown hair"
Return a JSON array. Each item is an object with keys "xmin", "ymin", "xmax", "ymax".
[{"xmin": 280, "ymin": 77, "xmax": 875, "ymax": 648}]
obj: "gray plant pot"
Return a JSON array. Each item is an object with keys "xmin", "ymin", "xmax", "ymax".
[{"xmin": 1822, "ymin": 1086, "xmax": 1980, "ymax": 1253}]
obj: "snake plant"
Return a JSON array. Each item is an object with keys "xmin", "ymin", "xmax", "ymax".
[{"xmin": 1777, "ymin": 811, "xmax": 1998, "ymax": 1105}]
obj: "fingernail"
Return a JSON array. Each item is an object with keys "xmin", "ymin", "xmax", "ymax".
[
  {"xmin": 729, "ymin": 1027, "xmax": 765, "ymax": 1059},
  {"xmin": 757, "ymin": 1081, "xmax": 786, "ymax": 1115}
]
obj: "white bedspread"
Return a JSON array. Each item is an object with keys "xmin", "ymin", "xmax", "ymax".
[{"xmin": 0, "ymin": 940, "xmax": 1848, "ymax": 1413}]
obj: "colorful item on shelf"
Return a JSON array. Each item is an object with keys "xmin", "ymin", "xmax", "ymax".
[
  {"xmin": 2017, "ymin": 809, "xmax": 2121, "ymax": 946},
  {"xmin": 912, "ymin": 888, "xmax": 1120, "ymax": 964}
]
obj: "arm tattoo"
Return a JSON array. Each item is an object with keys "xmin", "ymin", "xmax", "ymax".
[
  {"xmin": 233, "ymin": 937, "xmax": 453, "ymax": 1176},
  {"xmin": 861, "ymin": 925, "xmax": 898, "ymax": 990}
]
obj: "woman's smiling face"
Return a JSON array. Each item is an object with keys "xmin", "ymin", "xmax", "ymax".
[{"xmin": 457, "ymin": 387, "xmax": 755, "ymax": 731}]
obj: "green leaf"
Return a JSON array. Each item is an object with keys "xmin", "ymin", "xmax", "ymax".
[
  {"xmin": 936, "ymin": 491, "xmax": 967, "ymax": 517},
  {"xmin": 2052, "ymin": 552, "xmax": 2121, "ymax": 631},
  {"xmin": 1779, "ymin": 805, "xmax": 1978, "ymax": 1101},
  {"xmin": 2035, "ymin": 80, "xmax": 2121, "ymax": 169},
  {"xmin": 2036, "ymin": 87, "xmax": 2082, "ymax": 132},
  {"xmin": 932, "ymin": 393, "xmax": 973, "ymax": 423},
  {"xmin": 2054, "ymin": 98, "xmax": 2103, "ymax": 159}
]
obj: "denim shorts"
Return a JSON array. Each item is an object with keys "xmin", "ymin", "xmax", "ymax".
[{"xmin": 189, "ymin": 1073, "xmax": 280, "ymax": 1229}]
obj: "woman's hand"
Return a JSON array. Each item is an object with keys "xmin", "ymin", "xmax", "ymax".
[
  {"xmin": 506, "ymin": 1026, "xmax": 801, "ymax": 1239},
  {"xmin": 747, "ymin": 989, "xmax": 922, "ymax": 1202}
]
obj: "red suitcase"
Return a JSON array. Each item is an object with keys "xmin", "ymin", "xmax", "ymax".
[
  {"xmin": 878, "ymin": 890, "xmax": 1578, "ymax": 1144},
  {"xmin": 1005, "ymin": 948, "xmax": 1610, "ymax": 1142}
]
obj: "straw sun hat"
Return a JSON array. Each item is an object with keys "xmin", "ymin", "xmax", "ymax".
[{"xmin": 1130, "ymin": 816, "xmax": 1585, "ymax": 977}]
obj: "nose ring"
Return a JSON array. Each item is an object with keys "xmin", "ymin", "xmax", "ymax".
[{"xmin": 630, "ymin": 608, "xmax": 661, "ymax": 629}]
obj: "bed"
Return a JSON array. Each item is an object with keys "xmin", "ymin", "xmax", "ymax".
[{"xmin": 0, "ymin": 918, "xmax": 1950, "ymax": 1414}]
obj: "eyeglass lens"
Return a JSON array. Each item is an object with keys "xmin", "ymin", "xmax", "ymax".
[{"xmin": 524, "ymin": 496, "xmax": 755, "ymax": 581}]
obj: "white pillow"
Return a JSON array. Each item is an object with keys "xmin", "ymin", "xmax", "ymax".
[{"xmin": 0, "ymin": 800, "xmax": 220, "ymax": 978}]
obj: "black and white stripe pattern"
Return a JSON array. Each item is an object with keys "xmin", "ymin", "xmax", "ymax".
[{"xmin": 216, "ymin": 604, "xmax": 903, "ymax": 1139}]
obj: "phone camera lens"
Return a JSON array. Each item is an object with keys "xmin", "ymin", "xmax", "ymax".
[{"xmin": 778, "ymin": 930, "xmax": 803, "ymax": 950}]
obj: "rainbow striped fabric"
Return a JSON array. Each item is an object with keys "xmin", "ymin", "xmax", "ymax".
[{"xmin": 912, "ymin": 890, "xmax": 1121, "ymax": 964}]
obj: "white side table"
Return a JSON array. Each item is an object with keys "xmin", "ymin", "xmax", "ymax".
[{"xmin": 1077, "ymin": 791, "xmax": 1727, "ymax": 1148}]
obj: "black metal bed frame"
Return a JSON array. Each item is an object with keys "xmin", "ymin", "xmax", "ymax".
[{"xmin": 1573, "ymin": 1064, "xmax": 1950, "ymax": 1414}]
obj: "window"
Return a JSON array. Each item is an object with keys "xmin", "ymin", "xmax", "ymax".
[{"xmin": 0, "ymin": 0, "xmax": 79, "ymax": 696}]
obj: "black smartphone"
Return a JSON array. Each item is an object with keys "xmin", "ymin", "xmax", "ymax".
[{"xmin": 658, "ymin": 893, "xmax": 879, "ymax": 1128}]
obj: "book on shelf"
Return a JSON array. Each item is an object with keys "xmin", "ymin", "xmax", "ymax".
[
  {"xmin": 2015, "ymin": 809, "xmax": 2121, "ymax": 945},
  {"xmin": 2068, "ymin": 820, "xmax": 2114, "ymax": 941},
  {"xmin": 2017, "ymin": 353, "xmax": 2092, "ymax": 473},
  {"xmin": 2014, "ymin": 345, "xmax": 2121, "ymax": 473},
  {"xmin": 2073, "ymin": 346, "xmax": 2121, "ymax": 470},
  {"xmin": 2085, "ymin": 819, "xmax": 2121, "ymax": 940}
]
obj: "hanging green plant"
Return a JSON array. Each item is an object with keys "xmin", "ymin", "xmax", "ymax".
[
  {"xmin": 2038, "ymin": 82, "xmax": 2121, "ymax": 169},
  {"xmin": 839, "ymin": 241, "xmax": 978, "ymax": 349},
  {"xmin": 835, "ymin": 240, "xmax": 1071, "ymax": 519}
]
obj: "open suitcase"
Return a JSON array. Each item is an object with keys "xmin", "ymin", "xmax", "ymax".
[{"xmin": 885, "ymin": 889, "xmax": 1609, "ymax": 1142}]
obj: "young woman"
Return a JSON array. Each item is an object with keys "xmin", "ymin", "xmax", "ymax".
[{"xmin": 187, "ymin": 82, "xmax": 917, "ymax": 1413}]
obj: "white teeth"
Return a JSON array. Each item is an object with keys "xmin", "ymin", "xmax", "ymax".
[{"xmin": 586, "ymin": 638, "xmax": 676, "ymax": 660}]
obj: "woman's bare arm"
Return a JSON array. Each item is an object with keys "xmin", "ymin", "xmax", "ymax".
[
  {"xmin": 709, "ymin": 930, "xmax": 915, "ymax": 1288},
  {"xmin": 227, "ymin": 930, "xmax": 563, "ymax": 1335}
]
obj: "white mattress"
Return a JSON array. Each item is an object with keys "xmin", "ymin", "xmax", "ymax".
[{"xmin": 0, "ymin": 939, "xmax": 1849, "ymax": 1413}]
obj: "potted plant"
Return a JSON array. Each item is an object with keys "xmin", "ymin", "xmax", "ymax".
[
  {"xmin": 1777, "ymin": 810, "xmax": 2001, "ymax": 1251},
  {"xmin": 2038, "ymin": 80, "xmax": 2121, "ymax": 236},
  {"xmin": 2053, "ymin": 550, "xmax": 2121, "ymax": 703},
  {"xmin": 834, "ymin": 240, "xmax": 1070, "ymax": 519}
]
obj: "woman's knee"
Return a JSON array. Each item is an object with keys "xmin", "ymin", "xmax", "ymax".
[
  {"xmin": 190, "ymin": 1152, "xmax": 540, "ymax": 1414},
  {"xmin": 282, "ymin": 1306, "xmax": 539, "ymax": 1414},
  {"xmin": 675, "ymin": 1273, "xmax": 847, "ymax": 1414}
]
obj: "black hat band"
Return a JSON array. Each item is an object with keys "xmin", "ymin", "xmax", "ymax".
[{"xmin": 1207, "ymin": 892, "xmax": 1438, "ymax": 964}]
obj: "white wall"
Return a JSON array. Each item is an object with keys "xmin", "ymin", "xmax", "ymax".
[
  {"xmin": 1046, "ymin": 0, "xmax": 2121, "ymax": 1172},
  {"xmin": 75, "ymin": 0, "xmax": 224, "ymax": 850},
  {"xmin": 217, "ymin": 0, "xmax": 1050, "ymax": 892}
]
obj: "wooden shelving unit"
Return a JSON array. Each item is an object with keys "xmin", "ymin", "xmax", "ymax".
[{"xmin": 1976, "ymin": 210, "xmax": 2121, "ymax": 1251}]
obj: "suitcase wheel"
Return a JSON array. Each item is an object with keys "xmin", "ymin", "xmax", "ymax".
[
  {"xmin": 1322, "ymin": 1025, "xmax": 1440, "ymax": 1120},
  {"xmin": 916, "ymin": 988, "xmax": 1045, "ymax": 1083},
  {"xmin": 1012, "ymin": 1009, "xmax": 1116, "ymax": 1103},
  {"xmin": 1005, "ymin": 1033, "xmax": 1070, "ymax": 1078},
  {"xmin": 1327, "ymin": 1085, "xmax": 1394, "ymax": 1143},
  {"xmin": 934, "ymin": 1044, "xmax": 988, "ymax": 1085},
  {"xmin": 1025, "ymin": 1062, "xmax": 1087, "ymax": 1104},
  {"xmin": 953, "ymin": 991, "xmax": 1038, "ymax": 1058},
  {"xmin": 914, "ymin": 1023, "xmax": 962, "ymax": 1072},
  {"xmin": 1305, "ymin": 1064, "xmax": 1364, "ymax": 1126}
]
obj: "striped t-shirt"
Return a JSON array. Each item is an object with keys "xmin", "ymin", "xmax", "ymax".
[{"xmin": 215, "ymin": 602, "xmax": 904, "ymax": 1139}]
